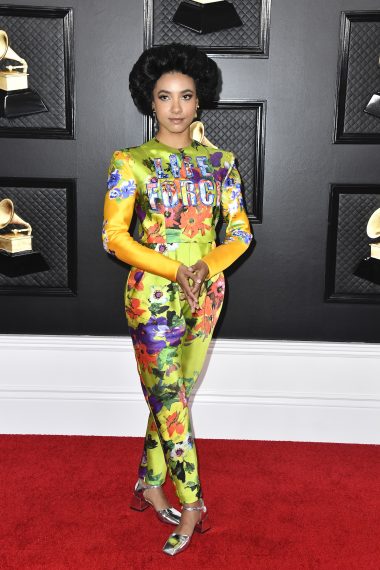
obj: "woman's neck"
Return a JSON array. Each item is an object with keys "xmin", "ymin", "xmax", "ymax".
[{"xmin": 155, "ymin": 129, "xmax": 192, "ymax": 150}]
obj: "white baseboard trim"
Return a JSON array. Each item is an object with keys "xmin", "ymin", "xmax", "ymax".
[{"xmin": 0, "ymin": 335, "xmax": 379, "ymax": 444}]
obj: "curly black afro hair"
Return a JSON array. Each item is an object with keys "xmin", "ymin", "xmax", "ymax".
[{"xmin": 129, "ymin": 43, "xmax": 220, "ymax": 116}]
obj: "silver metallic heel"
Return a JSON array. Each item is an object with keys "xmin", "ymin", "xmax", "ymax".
[
  {"xmin": 130, "ymin": 480, "xmax": 181, "ymax": 525},
  {"xmin": 162, "ymin": 498, "xmax": 210, "ymax": 556}
]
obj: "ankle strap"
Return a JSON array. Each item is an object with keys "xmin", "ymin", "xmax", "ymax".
[
  {"xmin": 182, "ymin": 499, "xmax": 205, "ymax": 511},
  {"xmin": 137, "ymin": 479, "xmax": 161, "ymax": 490}
]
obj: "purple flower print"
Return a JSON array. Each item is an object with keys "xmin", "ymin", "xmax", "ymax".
[
  {"xmin": 136, "ymin": 203, "xmax": 146, "ymax": 222},
  {"xmin": 140, "ymin": 382, "xmax": 148, "ymax": 399},
  {"xmin": 148, "ymin": 393, "xmax": 163, "ymax": 414},
  {"xmin": 213, "ymin": 167, "xmax": 228, "ymax": 183},
  {"xmin": 165, "ymin": 325, "xmax": 185, "ymax": 347},
  {"xmin": 131, "ymin": 321, "xmax": 166, "ymax": 353},
  {"xmin": 190, "ymin": 168, "xmax": 202, "ymax": 183},
  {"xmin": 134, "ymin": 270, "xmax": 143, "ymax": 284},
  {"xmin": 209, "ymin": 152, "xmax": 223, "ymax": 167},
  {"xmin": 138, "ymin": 463, "xmax": 148, "ymax": 479},
  {"xmin": 131, "ymin": 316, "xmax": 185, "ymax": 353},
  {"xmin": 150, "ymin": 316, "xmax": 185, "ymax": 348}
]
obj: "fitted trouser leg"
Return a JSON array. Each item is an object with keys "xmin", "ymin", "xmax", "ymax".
[
  {"xmin": 133, "ymin": 326, "xmax": 201, "ymax": 504},
  {"xmin": 138, "ymin": 411, "xmax": 167, "ymax": 484},
  {"xmin": 125, "ymin": 247, "xmax": 225, "ymax": 504}
]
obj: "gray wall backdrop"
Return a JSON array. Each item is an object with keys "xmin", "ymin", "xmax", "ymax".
[{"xmin": 0, "ymin": 0, "xmax": 379, "ymax": 341}]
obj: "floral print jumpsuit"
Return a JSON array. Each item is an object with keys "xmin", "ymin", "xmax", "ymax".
[{"xmin": 103, "ymin": 136, "xmax": 253, "ymax": 504}]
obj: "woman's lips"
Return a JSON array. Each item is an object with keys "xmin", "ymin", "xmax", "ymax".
[{"xmin": 169, "ymin": 118, "xmax": 185, "ymax": 123}]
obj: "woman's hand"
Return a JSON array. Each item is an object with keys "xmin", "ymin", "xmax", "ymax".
[
  {"xmin": 189, "ymin": 260, "xmax": 209, "ymax": 299},
  {"xmin": 176, "ymin": 264, "xmax": 200, "ymax": 313}
]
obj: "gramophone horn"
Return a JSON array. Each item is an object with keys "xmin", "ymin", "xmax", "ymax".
[
  {"xmin": 0, "ymin": 198, "xmax": 32, "ymax": 234},
  {"xmin": 0, "ymin": 29, "xmax": 28, "ymax": 73},
  {"xmin": 0, "ymin": 198, "xmax": 14, "ymax": 229},
  {"xmin": 0, "ymin": 30, "xmax": 8, "ymax": 60},
  {"xmin": 367, "ymin": 208, "xmax": 380, "ymax": 239}
]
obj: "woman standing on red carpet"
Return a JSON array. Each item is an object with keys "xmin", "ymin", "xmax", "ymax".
[{"xmin": 103, "ymin": 43, "xmax": 253, "ymax": 556}]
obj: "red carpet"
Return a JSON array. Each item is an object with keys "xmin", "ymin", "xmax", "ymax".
[{"xmin": 1, "ymin": 435, "xmax": 380, "ymax": 569}]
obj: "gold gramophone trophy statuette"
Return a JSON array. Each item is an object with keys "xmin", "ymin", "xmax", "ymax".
[
  {"xmin": 354, "ymin": 207, "xmax": 380, "ymax": 285},
  {"xmin": 172, "ymin": 0, "xmax": 242, "ymax": 34},
  {"xmin": 0, "ymin": 198, "xmax": 33, "ymax": 254},
  {"xmin": 0, "ymin": 198, "xmax": 49, "ymax": 277},
  {"xmin": 0, "ymin": 29, "xmax": 48, "ymax": 119}
]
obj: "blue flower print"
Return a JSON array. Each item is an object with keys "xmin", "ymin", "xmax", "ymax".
[
  {"xmin": 230, "ymin": 185, "xmax": 242, "ymax": 201},
  {"xmin": 107, "ymin": 169, "xmax": 121, "ymax": 190},
  {"xmin": 109, "ymin": 178, "xmax": 137, "ymax": 200},
  {"xmin": 229, "ymin": 229, "xmax": 253, "ymax": 245}
]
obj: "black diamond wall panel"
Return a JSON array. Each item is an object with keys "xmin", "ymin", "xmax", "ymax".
[
  {"xmin": 145, "ymin": 0, "xmax": 270, "ymax": 56},
  {"xmin": 335, "ymin": 12, "xmax": 380, "ymax": 142},
  {"xmin": 0, "ymin": 7, "xmax": 74, "ymax": 138},
  {"xmin": 0, "ymin": 180, "xmax": 76, "ymax": 294},
  {"xmin": 326, "ymin": 186, "xmax": 380, "ymax": 302},
  {"xmin": 344, "ymin": 21, "xmax": 380, "ymax": 134}
]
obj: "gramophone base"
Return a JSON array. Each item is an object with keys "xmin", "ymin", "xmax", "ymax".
[
  {"xmin": 354, "ymin": 257, "xmax": 380, "ymax": 286},
  {"xmin": 0, "ymin": 250, "xmax": 49, "ymax": 277},
  {"xmin": 0, "ymin": 88, "xmax": 48, "ymax": 119},
  {"xmin": 172, "ymin": 0, "xmax": 242, "ymax": 34}
]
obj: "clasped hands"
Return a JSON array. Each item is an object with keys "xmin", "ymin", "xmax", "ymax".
[{"xmin": 176, "ymin": 260, "xmax": 209, "ymax": 313}]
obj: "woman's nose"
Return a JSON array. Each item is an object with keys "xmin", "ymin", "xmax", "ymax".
[{"xmin": 170, "ymin": 98, "xmax": 182, "ymax": 114}]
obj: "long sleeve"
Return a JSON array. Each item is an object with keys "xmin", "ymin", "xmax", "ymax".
[
  {"xmin": 201, "ymin": 154, "xmax": 253, "ymax": 278},
  {"xmin": 102, "ymin": 150, "xmax": 181, "ymax": 281}
]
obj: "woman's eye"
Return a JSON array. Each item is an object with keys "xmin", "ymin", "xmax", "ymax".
[
  {"xmin": 183, "ymin": 94, "xmax": 193, "ymax": 100},
  {"xmin": 158, "ymin": 95, "xmax": 169, "ymax": 101}
]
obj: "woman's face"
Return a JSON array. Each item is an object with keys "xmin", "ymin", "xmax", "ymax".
[{"xmin": 152, "ymin": 71, "xmax": 199, "ymax": 137}]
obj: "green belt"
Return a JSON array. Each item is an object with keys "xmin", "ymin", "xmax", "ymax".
[{"xmin": 142, "ymin": 228, "xmax": 216, "ymax": 244}]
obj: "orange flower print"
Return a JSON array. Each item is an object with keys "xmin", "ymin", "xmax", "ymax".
[
  {"xmin": 125, "ymin": 298, "xmax": 145, "ymax": 321},
  {"xmin": 166, "ymin": 411, "xmax": 185, "ymax": 437},
  {"xmin": 157, "ymin": 202, "xmax": 181, "ymax": 229},
  {"xmin": 194, "ymin": 295, "xmax": 214, "ymax": 336},
  {"xmin": 146, "ymin": 222, "xmax": 165, "ymax": 243},
  {"xmin": 210, "ymin": 275, "xmax": 225, "ymax": 308},
  {"xmin": 134, "ymin": 342, "xmax": 158, "ymax": 373},
  {"xmin": 128, "ymin": 268, "xmax": 144, "ymax": 291},
  {"xmin": 180, "ymin": 206, "xmax": 211, "ymax": 238}
]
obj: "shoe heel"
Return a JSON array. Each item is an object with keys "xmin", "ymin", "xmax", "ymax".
[
  {"xmin": 195, "ymin": 515, "xmax": 211, "ymax": 534},
  {"xmin": 130, "ymin": 493, "xmax": 150, "ymax": 512}
]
